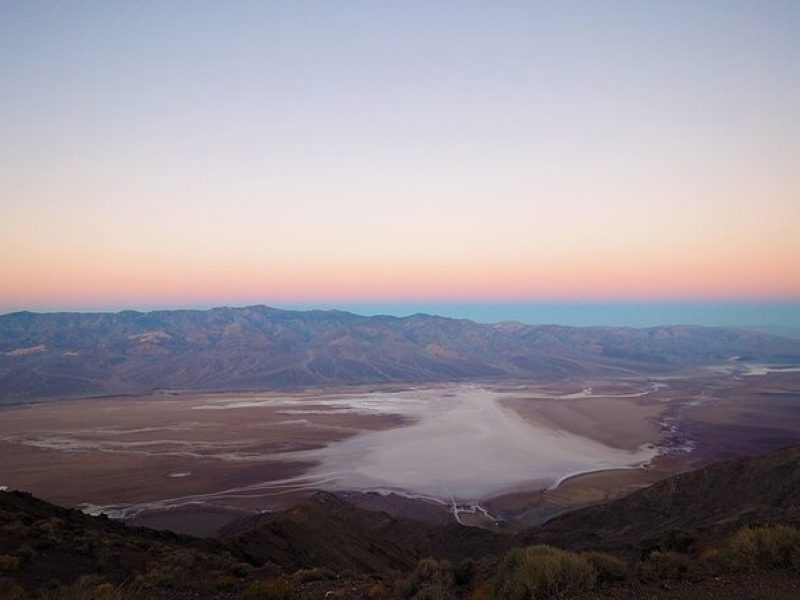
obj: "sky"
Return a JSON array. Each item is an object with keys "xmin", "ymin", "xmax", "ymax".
[{"xmin": 1, "ymin": 1, "xmax": 799, "ymax": 320}]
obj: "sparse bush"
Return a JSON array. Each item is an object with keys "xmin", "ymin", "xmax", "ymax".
[
  {"xmin": 76, "ymin": 575, "xmax": 106, "ymax": 588},
  {"xmin": 38, "ymin": 577, "xmax": 124, "ymax": 600},
  {"xmin": 291, "ymin": 567, "xmax": 336, "ymax": 583},
  {"xmin": 453, "ymin": 558, "xmax": 477, "ymax": 589},
  {"xmin": 662, "ymin": 528, "xmax": 698, "ymax": 554},
  {"xmin": 1, "ymin": 522, "xmax": 31, "ymax": 538},
  {"xmin": 366, "ymin": 582, "xmax": 391, "ymax": 598},
  {"xmin": 493, "ymin": 545, "xmax": 596, "ymax": 599},
  {"xmin": 468, "ymin": 580, "xmax": 493, "ymax": 600},
  {"xmin": 244, "ymin": 577, "xmax": 293, "ymax": 600},
  {"xmin": 582, "ymin": 552, "xmax": 629, "ymax": 584},
  {"xmin": 94, "ymin": 582, "xmax": 123, "ymax": 600},
  {"xmin": 134, "ymin": 565, "xmax": 185, "ymax": 589},
  {"xmin": 15, "ymin": 544, "xmax": 37, "ymax": 563},
  {"xmin": 215, "ymin": 574, "xmax": 239, "ymax": 590},
  {"xmin": 31, "ymin": 519, "xmax": 60, "ymax": 549},
  {"xmin": 696, "ymin": 547, "xmax": 723, "ymax": 571},
  {"xmin": 723, "ymin": 524, "xmax": 800, "ymax": 572},
  {"xmin": 0, "ymin": 578, "xmax": 26, "ymax": 600},
  {"xmin": 638, "ymin": 551, "xmax": 691, "ymax": 582},
  {"xmin": 226, "ymin": 560, "xmax": 253, "ymax": 578},
  {"xmin": 0, "ymin": 554, "xmax": 21, "ymax": 573},
  {"xmin": 399, "ymin": 558, "xmax": 457, "ymax": 599},
  {"xmin": 32, "ymin": 518, "xmax": 60, "ymax": 534},
  {"xmin": 161, "ymin": 548, "xmax": 196, "ymax": 569}
]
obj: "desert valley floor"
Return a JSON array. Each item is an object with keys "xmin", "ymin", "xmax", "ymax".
[{"xmin": 1, "ymin": 363, "xmax": 799, "ymax": 536}]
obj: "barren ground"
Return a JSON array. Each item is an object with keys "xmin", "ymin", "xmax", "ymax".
[{"xmin": 0, "ymin": 366, "xmax": 798, "ymax": 535}]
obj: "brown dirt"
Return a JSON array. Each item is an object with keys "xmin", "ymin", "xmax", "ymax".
[
  {"xmin": 501, "ymin": 392, "xmax": 665, "ymax": 451},
  {"xmin": 0, "ymin": 390, "xmax": 407, "ymax": 512}
]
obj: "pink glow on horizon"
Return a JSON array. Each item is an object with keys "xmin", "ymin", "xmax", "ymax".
[
  {"xmin": 2, "ymin": 3, "xmax": 799, "ymax": 312},
  {"xmin": 3, "ymin": 241, "xmax": 799, "ymax": 310}
]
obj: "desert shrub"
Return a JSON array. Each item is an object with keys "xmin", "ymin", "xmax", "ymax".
[
  {"xmin": 226, "ymin": 560, "xmax": 253, "ymax": 578},
  {"xmin": 0, "ymin": 578, "xmax": 26, "ymax": 600},
  {"xmin": 69, "ymin": 575, "xmax": 114, "ymax": 598},
  {"xmin": 696, "ymin": 547, "xmax": 723, "ymax": 572},
  {"xmin": 15, "ymin": 545, "xmax": 37, "ymax": 564},
  {"xmin": 31, "ymin": 519, "xmax": 59, "ymax": 548},
  {"xmin": 93, "ymin": 548, "xmax": 114, "ymax": 573},
  {"xmin": 493, "ymin": 545, "xmax": 596, "ymax": 599},
  {"xmin": 244, "ymin": 577, "xmax": 293, "ymax": 600},
  {"xmin": 468, "ymin": 580, "xmax": 493, "ymax": 600},
  {"xmin": 133, "ymin": 565, "xmax": 185, "ymax": 589},
  {"xmin": 94, "ymin": 583, "xmax": 123, "ymax": 600},
  {"xmin": 453, "ymin": 558, "xmax": 477, "ymax": 588},
  {"xmin": 291, "ymin": 567, "xmax": 336, "ymax": 583},
  {"xmin": 38, "ymin": 578, "xmax": 124, "ymax": 600},
  {"xmin": 582, "ymin": 552, "xmax": 629, "ymax": 584},
  {"xmin": 0, "ymin": 554, "xmax": 21, "ymax": 573},
  {"xmin": 638, "ymin": 551, "xmax": 691, "ymax": 582},
  {"xmin": 1, "ymin": 522, "xmax": 31, "ymax": 538},
  {"xmin": 723, "ymin": 524, "xmax": 800, "ymax": 572},
  {"xmin": 366, "ymin": 582, "xmax": 391, "ymax": 598},
  {"xmin": 32, "ymin": 518, "xmax": 59, "ymax": 533},
  {"xmin": 662, "ymin": 528, "xmax": 698, "ymax": 554},
  {"xmin": 399, "ymin": 558, "xmax": 457, "ymax": 599},
  {"xmin": 215, "ymin": 574, "xmax": 239, "ymax": 590},
  {"xmin": 161, "ymin": 548, "xmax": 197, "ymax": 569}
]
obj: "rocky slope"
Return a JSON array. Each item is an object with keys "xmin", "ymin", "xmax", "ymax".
[
  {"xmin": 523, "ymin": 445, "xmax": 800, "ymax": 556},
  {"xmin": 222, "ymin": 445, "xmax": 800, "ymax": 569},
  {"xmin": 2, "ymin": 446, "xmax": 800, "ymax": 598},
  {"xmin": 0, "ymin": 489, "xmax": 233, "ymax": 596},
  {"xmin": 221, "ymin": 492, "xmax": 507, "ymax": 574}
]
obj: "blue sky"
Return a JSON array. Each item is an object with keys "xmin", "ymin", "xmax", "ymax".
[{"xmin": 1, "ymin": 1, "xmax": 799, "ymax": 312}]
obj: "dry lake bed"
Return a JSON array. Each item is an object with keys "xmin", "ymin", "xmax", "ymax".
[{"xmin": 1, "ymin": 365, "xmax": 799, "ymax": 535}]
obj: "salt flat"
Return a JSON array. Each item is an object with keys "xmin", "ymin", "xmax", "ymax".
[
  {"xmin": 0, "ymin": 369, "xmax": 798, "ymax": 534},
  {"xmin": 290, "ymin": 385, "xmax": 656, "ymax": 500}
]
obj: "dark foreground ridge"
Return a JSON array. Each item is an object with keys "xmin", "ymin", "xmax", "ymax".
[
  {"xmin": 523, "ymin": 445, "xmax": 800, "ymax": 552},
  {"xmin": 2, "ymin": 305, "xmax": 799, "ymax": 402},
  {"xmin": 2, "ymin": 446, "xmax": 800, "ymax": 598}
]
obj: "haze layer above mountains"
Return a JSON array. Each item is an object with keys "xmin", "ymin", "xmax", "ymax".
[{"xmin": 1, "ymin": 305, "xmax": 799, "ymax": 402}]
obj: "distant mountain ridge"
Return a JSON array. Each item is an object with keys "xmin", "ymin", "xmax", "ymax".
[{"xmin": 1, "ymin": 305, "xmax": 799, "ymax": 402}]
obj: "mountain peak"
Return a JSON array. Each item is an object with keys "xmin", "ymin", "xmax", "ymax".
[{"xmin": 1, "ymin": 306, "xmax": 798, "ymax": 402}]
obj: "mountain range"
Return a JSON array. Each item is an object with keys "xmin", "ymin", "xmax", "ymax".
[{"xmin": 2, "ymin": 305, "xmax": 800, "ymax": 402}]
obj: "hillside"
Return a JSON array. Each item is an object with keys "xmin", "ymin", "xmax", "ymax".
[
  {"xmin": 2, "ymin": 305, "xmax": 798, "ymax": 401},
  {"xmin": 217, "ymin": 445, "xmax": 800, "ymax": 570},
  {"xmin": 2, "ymin": 446, "xmax": 800, "ymax": 598},
  {"xmin": 0, "ymin": 489, "xmax": 235, "ymax": 597},
  {"xmin": 220, "ymin": 491, "xmax": 509, "ymax": 575},
  {"xmin": 522, "ymin": 444, "xmax": 800, "ymax": 555}
]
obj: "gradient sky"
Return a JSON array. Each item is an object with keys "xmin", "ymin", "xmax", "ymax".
[{"xmin": 1, "ymin": 1, "xmax": 799, "ymax": 314}]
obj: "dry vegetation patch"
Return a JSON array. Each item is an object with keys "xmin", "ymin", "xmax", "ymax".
[{"xmin": 493, "ymin": 545, "xmax": 597, "ymax": 599}]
